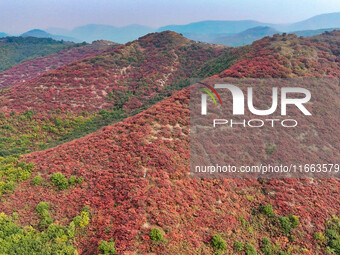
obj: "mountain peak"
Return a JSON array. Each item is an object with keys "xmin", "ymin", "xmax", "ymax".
[
  {"xmin": 137, "ymin": 30, "xmax": 192, "ymax": 48},
  {"xmin": 21, "ymin": 29, "xmax": 51, "ymax": 38}
]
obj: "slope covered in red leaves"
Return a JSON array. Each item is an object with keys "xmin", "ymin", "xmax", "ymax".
[
  {"xmin": 0, "ymin": 40, "xmax": 118, "ymax": 89},
  {"xmin": 0, "ymin": 31, "xmax": 339, "ymax": 254},
  {"xmin": 0, "ymin": 31, "xmax": 228, "ymax": 113},
  {"xmin": 0, "ymin": 32, "xmax": 231, "ymax": 157},
  {"xmin": 3, "ymin": 87, "xmax": 338, "ymax": 254},
  {"xmin": 219, "ymin": 31, "xmax": 340, "ymax": 78}
]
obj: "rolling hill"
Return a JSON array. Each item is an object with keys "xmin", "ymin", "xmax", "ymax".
[
  {"xmin": 293, "ymin": 28, "xmax": 340, "ymax": 37},
  {"xmin": 0, "ymin": 36, "xmax": 75, "ymax": 72},
  {"xmin": 158, "ymin": 20, "xmax": 271, "ymax": 35},
  {"xmin": 47, "ymin": 24, "xmax": 156, "ymax": 44},
  {"xmin": 21, "ymin": 29, "xmax": 78, "ymax": 42},
  {"xmin": 0, "ymin": 31, "xmax": 338, "ymax": 254},
  {"xmin": 286, "ymin": 12, "xmax": 340, "ymax": 31},
  {"xmin": 0, "ymin": 40, "xmax": 118, "ymax": 89},
  {"xmin": 213, "ymin": 26, "xmax": 279, "ymax": 46},
  {"xmin": 0, "ymin": 31, "xmax": 231, "ymax": 156},
  {"xmin": 0, "ymin": 31, "xmax": 229, "ymax": 114}
]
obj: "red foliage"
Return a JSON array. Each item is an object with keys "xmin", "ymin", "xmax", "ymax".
[
  {"xmin": 0, "ymin": 31, "xmax": 339, "ymax": 254},
  {"xmin": 0, "ymin": 31, "xmax": 228, "ymax": 114},
  {"xmin": 0, "ymin": 42, "xmax": 115, "ymax": 89}
]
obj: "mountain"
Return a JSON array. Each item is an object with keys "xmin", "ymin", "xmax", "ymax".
[
  {"xmin": 158, "ymin": 12, "xmax": 340, "ymax": 45},
  {"xmin": 0, "ymin": 31, "xmax": 228, "ymax": 114},
  {"xmin": 47, "ymin": 24, "xmax": 156, "ymax": 44},
  {"xmin": 221, "ymin": 31, "xmax": 340, "ymax": 78},
  {"xmin": 0, "ymin": 36, "xmax": 75, "ymax": 72},
  {"xmin": 0, "ymin": 31, "xmax": 230, "ymax": 155},
  {"xmin": 158, "ymin": 20, "xmax": 272, "ymax": 34},
  {"xmin": 158, "ymin": 20, "xmax": 272, "ymax": 43},
  {"xmin": 16, "ymin": 84, "xmax": 339, "ymax": 254},
  {"xmin": 293, "ymin": 27, "xmax": 340, "ymax": 37},
  {"xmin": 286, "ymin": 12, "xmax": 340, "ymax": 31},
  {"xmin": 21, "ymin": 29, "xmax": 78, "ymax": 42},
  {"xmin": 19, "ymin": 12, "xmax": 340, "ymax": 45},
  {"xmin": 0, "ymin": 31, "xmax": 339, "ymax": 254},
  {"xmin": 0, "ymin": 40, "xmax": 118, "ymax": 89},
  {"xmin": 0, "ymin": 32, "xmax": 7, "ymax": 38},
  {"xmin": 213, "ymin": 26, "xmax": 279, "ymax": 46},
  {"xmin": 21, "ymin": 29, "xmax": 56, "ymax": 38}
]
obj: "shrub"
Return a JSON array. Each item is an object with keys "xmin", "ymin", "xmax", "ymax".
[
  {"xmin": 262, "ymin": 205, "xmax": 274, "ymax": 216},
  {"xmin": 12, "ymin": 212, "xmax": 19, "ymax": 220},
  {"xmin": 32, "ymin": 175, "xmax": 43, "ymax": 185},
  {"xmin": 3, "ymin": 181, "xmax": 16, "ymax": 191},
  {"xmin": 279, "ymin": 215, "xmax": 299, "ymax": 235},
  {"xmin": 279, "ymin": 216, "xmax": 292, "ymax": 234},
  {"xmin": 46, "ymin": 223, "xmax": 66, "ymax": 240},
  {"xmin": 234, "ymin": 241, "xmax": 244, "ymax": 252},
  {"xmin": 76, "ymin": 177, "xmax": 84, "ymax": 184},
  {"xmin": 36, "ymin": 202, "xmax": 52, "ymax": 229},
  {"xmin": 211, "ymin": 234, "xmax": 227, "ymax": 251},
  {"xmin": 289, "ymin": 215, "xmax": 299, "ymax": 228},
  {"xmin": 239, "ymin": 216, "xmax": 246, "ymax": 226},
  {"xmin": 245, "ymin": 244, "xmax": 257, "ymax": 255},
  {"xmin": 246, "ymin": 195, "xmax": 254, "ymax": 201},
  {"xmin": 325, "ymin": 229, "xmax": 337, "ymax": 239},
  {"xmin": 262, "ymin": 237, "xmax": 273, "ymax": 255},
  {"xmin": 0, "ymin": 212, "xmax": 78, "ymax": 254},
  {"xmin": 68, "ymin": 176, "xmax": 77, "ymax": 185},
  {"xmin": 265, "ymin": 143, "xmax": 277, "ymax": 155},
  {"xmin": 328, "ymin": 238, "xmax": 340, "ymax": 254},
  {"xmin": 50, "ymin": 172, "xmax": 69, "ymax": 190},
  {"xmin": 67, "ymin": 221, "xmax": 76, "ymax": 238},
  {"xmin": 24, "ymin": 110, "xmax": 34, "ymax": 120},
  {"xmin": 54, "ymin": 117, "xmax": 63, "ymax": 127},
  {"xmin": 40, "ymin": 209, "xmax": 53, "ymax": 229},
  {"xmin": 73, "ymin": 211, "xmax": 90, "ymax": 228},
  {"xmin": 82, "ymin": 205, "xmax": 90, "ymax": 212},
  {"xmin": 314, "ymin": 232, "xmax": 326, "ymax": 242},
  {"xmin": 99, "ymin": 239, "xmax": 116, "ymax": 254},
  {"xmin": 150, "ymin": 228, "xmax": 163, "ymax": 241},
  {"xmin": 36, "ymin": 202, "xmax": 49, "ymax": 213}
]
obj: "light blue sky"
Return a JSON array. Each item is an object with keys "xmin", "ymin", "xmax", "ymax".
[{"xmin": 2, "ymin": 0, "xmax": 340, "ymax": 34}]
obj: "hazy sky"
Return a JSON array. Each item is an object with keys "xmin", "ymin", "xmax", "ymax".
[{"xmin": 1, "ymin": 0, "xmax": 340, "ymax": 34}]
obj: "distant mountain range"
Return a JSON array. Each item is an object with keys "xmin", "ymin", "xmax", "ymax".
[
  {"xmin": 157, "ymin": 12, "xmax": 340, "ymax": 45},
  {"xmin": 21, "ymin": 29, "xmax": 77, "ymax": 42},
  {"xmin": 45, "ymin": 24, "xmax": 154, "ymax": 43},
  {"xmin": 212, "ymin": 26, "xmax": 279, "ymax": 46},
  {"xmin": 0, "ymin": 32, "xmax": 7, "ymax": 38},
  {"xmin": 4, "ymin": 12, "xmax": 340, "ymax": 45},
  {"xmin": 293, "ymin": 27, "xmax": 340, "ymax": 37},
  {"xmin": 159, "ymin": 20, "xmax": 268, "ymax": 34},
  {"xmin": 283, "ymin": 12, "xmax": 340, "ymax": 31}
]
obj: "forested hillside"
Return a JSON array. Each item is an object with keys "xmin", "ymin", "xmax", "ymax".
[
  {"xmin": 0, "ymin": 40, "xmax": 118, "ymax": 89},
  {"xmin": 0, "ymin": 37, "xmax": 79, "ymax": 72},
  {"xmin": 0, "ymin": 31, "xmax": 231, "ymax": 156},
  {"xmin": 0, "ymin": 31, "xmax": 338, "ymax": 254}
]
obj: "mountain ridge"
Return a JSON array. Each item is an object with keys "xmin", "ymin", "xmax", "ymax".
[
  {"xmin": 0, "ymin": 30, "xmax": 339, "ymax": 254},
  {"xmin": 5, "ymin": 12, "xmax": 340, "ymax": 46},
  {"xmin": 213, "ymin": 26, "xmax": 279, "ymax": 46},
  {"xmin": 21, "ymin": 29, "xmax": 78, "ymax": 42},
  {"xmin": 0, "ymin": 41, "xmax": 118, "ymax": 89}
]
